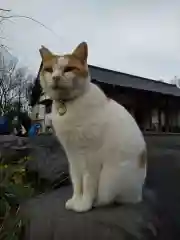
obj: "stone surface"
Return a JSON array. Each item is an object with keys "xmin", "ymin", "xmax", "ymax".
[
  {"xmin": 26, "ymin": 135, "xmax": 69, "ymax": 188},
  {"xmin": 0, "ymin": 135, "xmax": 30, "ymax": 164},
  {"xmin": 1, "ymin": 134, "xmax": 180, "ymax": 239},
  {"xmin": 21, "ymin": 186, "xmax": 154, "ymax": 240},
  {"xmin": 144, "ymin": 135, "xmax": 180, "ymax": 240},
  {"xmin": 22, "ymin": 134, "xmax": 180, "ymax": 240}
]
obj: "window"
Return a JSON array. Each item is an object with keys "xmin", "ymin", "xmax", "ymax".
[{"xmin": 45, "ymin": 104, "xmax": 52, "ymax": 114}]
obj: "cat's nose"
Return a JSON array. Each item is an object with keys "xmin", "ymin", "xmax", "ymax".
[{"xmin": 52, "ymin": 75, "xmax": 60, "ymax": 81}]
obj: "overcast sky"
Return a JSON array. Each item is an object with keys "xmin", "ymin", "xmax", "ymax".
[{"xmin": 1, "ymin": 0, "xmax": 180, "ymax": 82}]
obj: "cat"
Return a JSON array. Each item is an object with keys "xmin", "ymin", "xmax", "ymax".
[{"xmin": 39, "ymin": 42, "xmax": 147, "ymax": 213}]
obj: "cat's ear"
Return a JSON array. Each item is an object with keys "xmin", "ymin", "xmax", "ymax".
[
  {"xmin": 39, "ymin": 46, "xmax": 53, "ymax": 61},
  {"xmin": 72, "ymin": 42, "xmax": 88, "ymax": 63}
]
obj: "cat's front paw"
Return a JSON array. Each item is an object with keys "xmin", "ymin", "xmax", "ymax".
[
  {"xmin": 66, "ymin": 197, "xmax": 92, "ymax": 212},
  {"xmin": 73, "ymin": 199, "xmax": 92, "ymax": 212},
  {"xmin": 65, "ymin": 197, "xmax": 78, "ymax": 210}
]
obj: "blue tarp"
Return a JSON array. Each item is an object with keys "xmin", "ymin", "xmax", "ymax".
[
  {"xmin": 28, "ymin": 123, "xmax": 41, "ymax": 136},
  {"xmin": 0, "ymin": 116, "xmax": 9, "ymax": 134}
]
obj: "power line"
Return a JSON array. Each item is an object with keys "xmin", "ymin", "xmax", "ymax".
[{"xmin": 2, "ymin": 14, "xmax": 63, "ymax": 42}]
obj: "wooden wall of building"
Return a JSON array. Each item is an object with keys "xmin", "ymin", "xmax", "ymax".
[{"xmin": 93, "ymin": 80, "xmax": 180, "ymax": 133}]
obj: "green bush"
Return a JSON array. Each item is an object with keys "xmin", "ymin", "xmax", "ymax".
[{"xmin": 0, "ymin": 156, "xmax": 34, "ymax": 240}]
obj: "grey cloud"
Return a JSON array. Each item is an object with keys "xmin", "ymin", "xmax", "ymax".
[{"xmin": 1, "ymin": 0, "xmax": 180, "ymax": 82}]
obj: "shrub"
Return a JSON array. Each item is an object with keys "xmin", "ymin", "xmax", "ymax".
[{"xmin": 0, "ymin": 156, "xmax": 34, "ymax": 240}]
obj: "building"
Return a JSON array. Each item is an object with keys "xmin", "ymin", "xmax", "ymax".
[
  {"xmin": 30, "ymin": 94, "xmax": 52, "ymax": 132},
  {"xmin": 30, "ymin": 64, "xmax": 180, "ymax": 133},
  {"xmin": 90, "ymin": 65, "xmax": 180, "ymax": 132}
]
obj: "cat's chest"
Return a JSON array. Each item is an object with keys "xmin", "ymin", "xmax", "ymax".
[
  {"xmin": 52, "ymin": 111, "xmax": 80, "ymax": 137},
  {"xmin": 51, "ymin": 108, "xmax": 106, "ymax": 150},
  {"xmin": 52, "ymin": 104, "xmax": 82, "ymax": 131}
]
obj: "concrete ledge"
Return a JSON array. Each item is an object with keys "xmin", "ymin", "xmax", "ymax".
[
  {"xmin": 21, "ymin": 186, "xmax": 155, "ymax": 240},
  {"xmin": 143, "ymin": 131, "xmax": 180, "ymax": 136}
]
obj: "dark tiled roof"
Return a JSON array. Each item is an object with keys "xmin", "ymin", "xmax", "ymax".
[
  {"xmin": 89, "ymin": 65, "xmax": 180, "ymax": 97},
  {"xmin": 30, "ymin": 62, "xmax": 180, "ymax": 107}
]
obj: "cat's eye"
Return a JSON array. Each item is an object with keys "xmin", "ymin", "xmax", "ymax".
[
  {"xmin": 64, "ymin": 66, "xmax": 76, "ymax": 73},
  {"xmin": 44, "ymin": 67, "xmax": 53, "ymax": 73}
]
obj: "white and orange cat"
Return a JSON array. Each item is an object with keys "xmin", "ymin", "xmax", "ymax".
[{"xmin": 39, "ymin": 42, "xmax": 147, "ymax": 212}]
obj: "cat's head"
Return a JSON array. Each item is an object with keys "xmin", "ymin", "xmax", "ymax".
[{"xmin": 39, "ymin": 42, "xmax": 90, "ymax": 101}]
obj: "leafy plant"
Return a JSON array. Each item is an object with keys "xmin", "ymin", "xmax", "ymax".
[{"xmin": 0, "ymin": 156, "xmax": 34, "ymax": 240}]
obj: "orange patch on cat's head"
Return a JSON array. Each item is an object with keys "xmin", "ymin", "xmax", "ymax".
[
  {"xmin": 39, "ymin": 46, "xmax": 58, "ymax": 72},
  {"xmin": 39, "ymin": 42, "xmax": 88, "ymax": 78}
]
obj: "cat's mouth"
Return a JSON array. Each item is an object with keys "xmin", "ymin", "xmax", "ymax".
[
  {"xmin": 52, "ymin": 85, "xmax": 69, "ymax": 90},
  {"xmin": 51, "ymin": 86, "xmax": 72, "ymax": 99},
  {"xmin": 51, "ymin": 79, "xmax": 72, "ymax": 91},
  {"xmin": 52, "ymin": 85, "xmax": 58, "ymax": 90}
]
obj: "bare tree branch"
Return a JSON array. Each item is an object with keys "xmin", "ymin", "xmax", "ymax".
[
  {"xmin": 0, "ymin": 8, "xmax": 10, "ymax": 12},
  {"xmin": 1, "ymin": 14, "xmax": 61, "ymax": 39},
  {"xmin": 0, "ymin": 51, "xmax": 34, "ymax": 115},
  {"xmin": 0, "ymin": 9, "xmax": 62, "ymax": 43}
]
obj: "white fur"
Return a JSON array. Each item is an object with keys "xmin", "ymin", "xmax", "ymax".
[
  {"xmin": 58, "ymin": 56, "xmax": 68, "ymax": 66},
  {"xmin": 51, "ymin": 82, "xmax": 147, "ymax": 212},
  {"xmin": 52, "ymin": 57, "xmax": 68, "ymax": 77}
]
